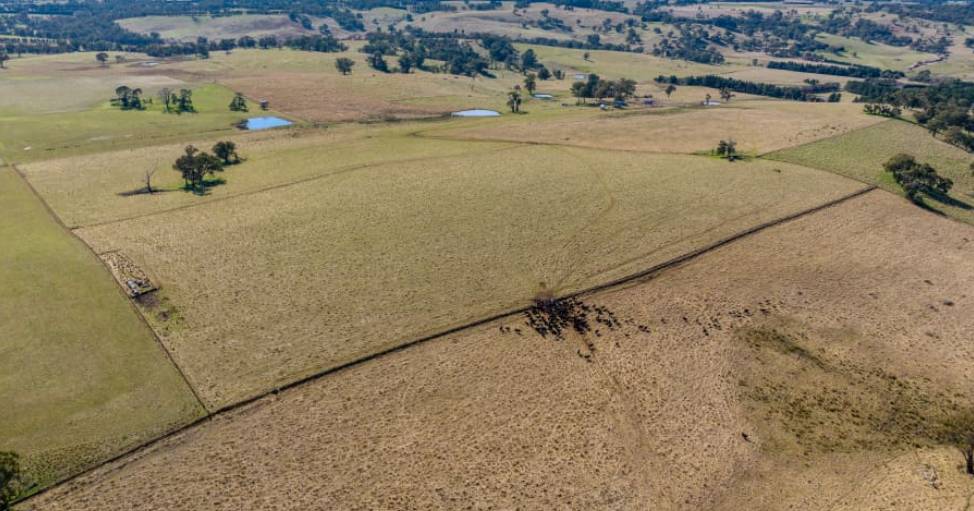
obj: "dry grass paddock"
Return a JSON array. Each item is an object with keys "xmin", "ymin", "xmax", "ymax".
[
  {"xmin": 27, "ymin": 190, "xmax": 974, "ymax": 510},
  {"xmin": 63, "ymin": 130, "xmax": 863, "ymax": 408},
  {"xmin": 117, "ymin": 15, "xmax": 318, "ymax": 42},
  {"xmin": 769, "ymin": 120, "xmax": 974, "ymax": 225},
  {"xmin": 432, "ymin": 99, "xmax": 884, "ymax": 155}
]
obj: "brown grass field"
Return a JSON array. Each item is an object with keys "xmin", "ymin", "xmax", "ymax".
[
  {"xmin": 8, "ymin": 33, "xmax": 974, "ymax": 507},
  {"xmin": 41, "ymin": 121, "xmax": 864, "ymax": 409},
  {"xmin": 26, "ymin": 190, "xmax": 974, "ymax": 510}
]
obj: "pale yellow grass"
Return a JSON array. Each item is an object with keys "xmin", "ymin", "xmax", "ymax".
[
  {"xmin": 28, "ymin": 191, "xmax": 974, "ymax": 510},
  {"xmin": 73, "ymin": 141, "xmax": 862, "ymax": 407},
  {"xmin": 117, "ymin": 14, "xmax": 315, "ymax": 42},
  {"xmin": 724, "ymin": 66, "xmax": 853, "ymax": 86},
  {"xmin": 20, "ymin": 124, "xmax": 511, "ymax": 228},
  {"xmin": 432, "ymin": 99, "xmax": 884, "ymax": 155},
  {"xmin": 0, "ymin": 52, "xmax": 185, "ymax": 114}
]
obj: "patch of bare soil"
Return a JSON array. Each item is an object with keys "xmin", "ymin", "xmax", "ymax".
[{"xmin": 27, "ymin": 190, "xmax": 974, "ymax": 510}]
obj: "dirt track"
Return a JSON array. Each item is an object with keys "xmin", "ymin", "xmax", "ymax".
[{"xmin": 25, "ymin": 190, "xmax": 974, "ymax": 510}]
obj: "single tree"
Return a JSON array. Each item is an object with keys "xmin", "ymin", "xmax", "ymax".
[
  {"xmin": 0, "ymin": 50, "xmax": 9, "ymax": 69},
  {"xmin": 96, "ymin": 52, "xmax": 109, "ymax": 67},
  {"xmin": 582, "ymin": 51, "xmax": 591, "ymax": 61},
  {"xmin": 398, "ymin": 54, "xmax": 413, "ymax": 73},
  {"xmin": 537, "ymin": 66, "xmax": 551, "ymax": 80},
  {"xmin": 524, "ymin": 73, "xmax": 537, "ymax": 94},
  {"xmin": 228, "ymin": 92, "xmax": 248, "ymax": 112},
  {"xmin": 368, "ymin": 52, "xmax": 389, "ymax": 72},
  {"xmin": 174, "ymin": 145, "xmax": 225, "ymax": 193},
  {"xmin": 158, "ymin": 87, "xmax": 172, "ymax": 112},
  {"xmin": 520, "ymin": 48, "xmax": 538, "ymax": 70},
  {"xmin": 507, "ymin": 88, "xmax": 522, "ymax": 113},
  {"xmin": 664, "ymin": 84, "xmax": 676, "ymax": 98},
  {"xmin": 719, "ymin": 88, "xmax": 734, "ymax": 102},
  {"xmin": 212, "ymin": 140, "xmax": 240, "ymax": 165},
  {"xmin": 143, "ymin": 167, "xmax": 157, "ymax": 194},
  {"xmin": 177, "ymin": 89, "xmax": 195, "ymax": 113},
  {"xmin": 335, "ymin": 57, "xmax": 355, "ymax": 75},
  {"xmin": 715, "ymin": 139, "xmax": 738, "ymax": 160}
]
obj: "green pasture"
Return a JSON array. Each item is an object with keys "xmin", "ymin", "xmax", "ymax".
[{"xmin": 0, "ymin": 167, "xmax": 204, "ymax": 489}]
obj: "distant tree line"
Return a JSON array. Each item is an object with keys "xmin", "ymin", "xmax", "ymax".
[
  {"xmin": 767, "ymin": 60, "xmax": 903, "ymax": 80},
  {"xmin": 655, "ymin": 74, "xmax": 839, "ymax": 102}
]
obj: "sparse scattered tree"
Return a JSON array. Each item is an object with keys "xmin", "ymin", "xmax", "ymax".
[
  {"xmin": 335, "ymin": 57, "xmax": 355, "ymax": 75},
  {"xmin": 524, "ymin": 73, "xmax": 537, "ymax": 94},
  {"xmin": 228, "ymin": 92, "xmax": 248, "ymax": 112},
  {"xmin": 158, "ymin": 87, "xmax": 172, "ymax": 112},
  {"xmin": 398, "ymin": 54, "xmax": 413, "ymax": 73},
  {"xmin": 143, "ymin": 167, "xmax": 157, "ymax": 194},
  {"xmin": 173, "ymin": 145, "xmax": 225, "ymax": 193},
  {"xmin": 520, "ymin": 48, "xmax": 538, "ymax": 70},
  {"xmin": 715, "ymin": 139, "xmax": 739, "ymax": 160},
  {"xmin": 368, "ymin": 52, "xmax": 389, "ymax": 72},
  {"xmin": 212, "ymin": 140, "xmax": 241, "ymax": 165},
  {"xmin": 112, "ymin": 85, "xmax": 145, "ymax": 110},
  {"xmin": 507, "ymin": 87, "xmax": 522, "ymax": 113},
  {"xmin": 170, "ymin": 89, "xmax": 195, "ymax": 113}
]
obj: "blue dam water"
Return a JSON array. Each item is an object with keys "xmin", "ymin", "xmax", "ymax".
[{"xmin": 243, "ymin": 116, "xmax": 293, "ymax": 130}]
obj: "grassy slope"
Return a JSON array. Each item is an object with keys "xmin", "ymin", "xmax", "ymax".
[
  {"xmin": 117, "ymin": 14, "xmax": 312, "ymax": 42},
  {"xmin": 0, "ymin": 83, "xmax": 256, "ymax": 164},
  {"xmin": 767, "ymin": 120, "xmax": 974, "ymax": 224},
  {"xmin": 0, "ymin": 167, "xmax": 204, "ymax": 488},
  {"xmin": 815, "ymin": 33, "xmax": 937, "ymax": 71}
]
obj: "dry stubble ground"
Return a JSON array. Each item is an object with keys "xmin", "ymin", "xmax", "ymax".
[{"xmin": 25, "ymin": 190, "xmax": 974, "ymax": 510}]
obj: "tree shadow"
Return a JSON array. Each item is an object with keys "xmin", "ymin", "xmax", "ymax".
[
  {"xmin": 181, "ymin": 177, "xmax": 226, "ymax": 196},
  {"xmin": 117, "ymin": 187, "xmax": 173, "ymax": 197},
  {"xmin": 926, "ymin": 189, "xmax": 974, "ymax": 211}
]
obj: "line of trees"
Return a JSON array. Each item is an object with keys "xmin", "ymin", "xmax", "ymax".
[
  {"xmin": 655, "ymin": 74, "xmax": 838, "ymax": 102},
  {"xmin": 883, "ymin": 153, "xmax": 953, "ymax": 205},
  {"xmin": 571, "ymin": 73, "xmax": 636, "ymax": 103},
  {"xmin": 767, "ymin": 60, "xmax": 903, "ymax": 80}
]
